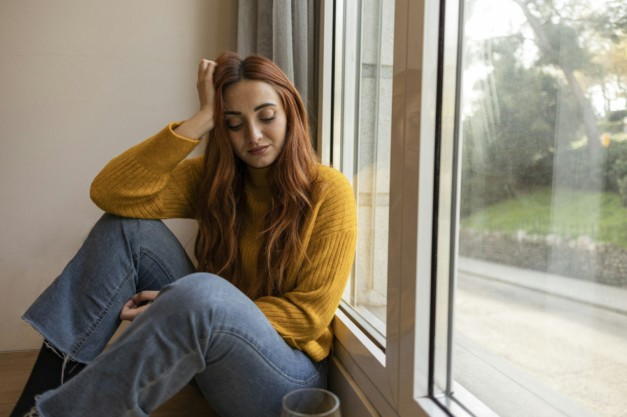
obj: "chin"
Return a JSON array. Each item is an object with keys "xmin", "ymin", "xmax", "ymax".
[
  {"xmin": 246, "ymin": 155, "xmax": 279, "ymax": 169},
  {"xmin": 246, "ymin": 160, "xmax": 272, "ymax": 169}
]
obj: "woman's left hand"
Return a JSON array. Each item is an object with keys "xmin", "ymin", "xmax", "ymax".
[{"xmin": 120, "ymin": 291, "xmax": 160, "ymax": 321}]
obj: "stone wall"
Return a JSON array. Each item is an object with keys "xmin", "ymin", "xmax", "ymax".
[{"xmin": 459, "ymin": 228, "xmax": 627, "ymax": 287}]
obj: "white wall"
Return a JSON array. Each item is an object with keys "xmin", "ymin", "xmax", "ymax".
[{"xmin": 0, "ymin": 0, "xmax": 233, "ymax": 351}]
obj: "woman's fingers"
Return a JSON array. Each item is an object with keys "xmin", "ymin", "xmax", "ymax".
[
  {"xmin": 132, "ymin": 290, "xmax": 159, "ymax": 304},
  {"xmin": 198, "ymin": 58, "xmax": 206, "ymax": 80},
  {"xmin": 173, "ymin": 59, "xmax": 217, "ymax": 139},
  {"xmin": 120, "ymin": 303, "xmax": 151, "ymax": 321},
  {"xmin": 198, "ymin": 58, "xmax": 216, "ymax": 78},
  {"xmin": 198, "ymin": 59, "xmax": 216, "ymax": 79},
  {"xmin": 119, "ymin": 291, "xmax": 159, "ymax": 321},
  {"xmin": 197, "ymin": 59, "xmax": 217, "ymax": 111}
]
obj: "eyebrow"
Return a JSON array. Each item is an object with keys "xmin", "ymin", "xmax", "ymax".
[{"xmin": 224, "ymin": 102, "xmax": 277, "ymax": 115}]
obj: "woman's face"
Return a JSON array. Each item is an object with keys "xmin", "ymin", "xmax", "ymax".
[{"xmin": 223, "ymin": 79, "xmax": 287, "ymax": 169}]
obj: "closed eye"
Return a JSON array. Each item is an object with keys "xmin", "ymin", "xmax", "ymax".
[{"xmin": 226, "ymin": 123, "xmax": 243, "ymax": 131}]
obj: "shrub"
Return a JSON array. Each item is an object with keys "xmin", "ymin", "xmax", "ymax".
[
  {"xmin": 607, "ymin": 141, "xmax": 627, "ymax": 195},
  {"xmin": 619, "ymin": 177, "xmax": 627, "ymax": 206},
  {"xmin": 460, "ymin": 173, "xmax": 513, "ymax": 217}
]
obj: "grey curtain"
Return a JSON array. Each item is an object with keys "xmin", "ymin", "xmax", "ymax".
[{"xmin": 236, "ymin": 0, "xmax": 318, "ymax": 128}]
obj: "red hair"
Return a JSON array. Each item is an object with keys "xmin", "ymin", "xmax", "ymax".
[{"xmin": 194, "ymin": 52, "xmax": 319, "ymax": 298}]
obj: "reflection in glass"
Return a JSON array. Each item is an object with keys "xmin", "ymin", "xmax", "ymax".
[{"xmin": 339, "ymin": 0, "xmax": 395, "ymax": 341}]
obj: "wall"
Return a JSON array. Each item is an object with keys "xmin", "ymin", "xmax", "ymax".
[
  {"xmin": 0, "ymin": 0, "xmax": 233, "ymax": 351},
  {"xmin": 459, "ymin": 228, "xmax": 627, "ymax": 286}
]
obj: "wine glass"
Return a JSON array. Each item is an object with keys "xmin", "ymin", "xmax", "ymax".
[{"xmin": 280, "ymin": 388, "xmax": 342, "ymax": 417}]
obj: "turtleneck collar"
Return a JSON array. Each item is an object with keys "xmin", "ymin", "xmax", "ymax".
[{"xmin": 246, "ymin": 166, "xmax": 271, "ymax": 187}]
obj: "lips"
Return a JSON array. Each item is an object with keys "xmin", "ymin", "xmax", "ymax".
[{"xmin": 248, "ymin": 145, "xmax": 269, "ymax": 156}]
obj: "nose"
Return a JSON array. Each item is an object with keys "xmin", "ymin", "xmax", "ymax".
[{"xmin": 245, "ymin": 122, "xmax": 263, "ymax": 144}]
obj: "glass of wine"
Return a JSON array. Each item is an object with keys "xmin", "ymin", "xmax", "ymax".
[{"xmin": 280, "ymin": 388, "xmax": 341, "ymax": 417}]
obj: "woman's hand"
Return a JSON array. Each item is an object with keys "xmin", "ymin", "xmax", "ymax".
[
  {"xmin": 174, "ymin": 59, "xmax": 217, "ymax": 139},
  {"xmin": 120, "ymin": 290, "xmax": 160, "ymax": 321},
  {"xmin": 197, "ymin": 59, "xmax": 217, "ymax": 113}
]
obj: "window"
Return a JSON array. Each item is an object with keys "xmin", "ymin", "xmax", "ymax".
[
  {"xmin": 435, "ymin": 0, "xmax": 627, "ymax": 416},
  {"xmin": 334, "ymin": 0, "xmax": 395, "ymax": 346},
  {"xmin": 328, "ymin": 0, "xmax": 444, "ymax": 415},
  {"xmin": 324, "ymin": 0, "xmax": 626, "ymax": 416}
]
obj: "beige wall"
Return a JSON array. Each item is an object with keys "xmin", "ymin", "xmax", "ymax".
[{"xmin": 0, "ymin": 0, "xmax": 233, "ymax": 351}]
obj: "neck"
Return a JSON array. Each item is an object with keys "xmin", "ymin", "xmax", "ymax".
[{"xmin": 247, "ymin": 166, "xmax": 271, "ymax": 187}]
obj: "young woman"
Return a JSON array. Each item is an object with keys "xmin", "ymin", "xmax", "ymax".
[{"xmin": 11, "ymin": 51, "xmax": 357, "ymax": 417}]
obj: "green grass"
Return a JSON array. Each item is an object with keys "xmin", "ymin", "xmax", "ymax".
[{"xmin": 461, "ymin": 189, "xmax": 627, "ymax": 249}]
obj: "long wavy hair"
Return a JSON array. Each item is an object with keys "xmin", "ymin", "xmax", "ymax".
[{"xmin": 194, "ymin": 52, "xmax": 319, "ymax": 299}]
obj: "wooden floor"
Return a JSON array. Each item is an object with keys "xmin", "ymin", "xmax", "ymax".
[{"xmin": 0, "ymin": 350, "xmax": 218, "ymax": 417}]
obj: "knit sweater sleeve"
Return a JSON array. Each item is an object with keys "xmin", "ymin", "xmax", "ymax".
[
  {"xmin": 90, "ymin": 123, "xmax": 203, "ymax": 219},
  {"xmin": 254, "ymin": 167, "xmax": 357, "ymax": 361}
]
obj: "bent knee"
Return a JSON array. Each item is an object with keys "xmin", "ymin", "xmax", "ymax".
[
  {"xmin": 161, "ymin": 273, "xmax": 245, "ymax": 309},
  {"xmin": 154, "ymin": 273, "xmax": 266, "ymax": 335},
  {"xmin": 95, "ymin": 213, "xmax": 138, "ymax": 228}
]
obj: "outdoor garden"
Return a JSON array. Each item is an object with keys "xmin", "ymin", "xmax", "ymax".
[{"xmin": 457, "ymin": 0, "xmax": 627, "ymax": 286}]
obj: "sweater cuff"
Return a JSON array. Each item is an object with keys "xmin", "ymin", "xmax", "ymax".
[{"xmin": 132, "ymin": 122, "xmax": 201, "ymax": 173}]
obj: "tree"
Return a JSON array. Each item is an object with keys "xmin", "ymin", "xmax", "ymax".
[
  {"xmin": 460, "ymin": 35, "xmax": 581, "ymax": 216},
  {"xmin": 511, "ymin": 0, "xmax": 603, "ymax": 157},
  {"xmin": 593, "ymin": 40, "xmax": 627, "ymax": 115},
  {"xmin": 590, "ymin": 0, "xmax": 627, "ymax": 43},
  {"xmin": 460, "ymin": 0, "xmax": 627, "ymax": 216}
]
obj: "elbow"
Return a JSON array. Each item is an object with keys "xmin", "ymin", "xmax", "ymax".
[{"xmin": 89, "ymin": 178, "xmax": 109, "ymax": 211}]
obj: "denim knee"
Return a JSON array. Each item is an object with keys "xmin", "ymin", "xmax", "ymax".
[
  {"xmin": 93, "ymin": 213, "xmax": 165, "ymax": 239},
  {"xmin": 95, "ymin": 213, "xmax": 138, "ymax": 229},
  {"xmin": 158, "ymin": 273, "xmax": 247, "ymax": 316}
]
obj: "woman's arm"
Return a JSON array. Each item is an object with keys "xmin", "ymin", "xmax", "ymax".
[
  {"xmin": 255, "ymin": 231, "xmax": 356, "ymax": 354},
  {"xmin": 89, "ymin": 125, "xmax": 203, "ymax": 219},
  {"xmin": 174, "ymin": 59, "xmax": 216, "ymax": 139},
  {"xmin": 90, "ymin": 60, "xmax": 217, "ymax": 219},
  {"xmin": 254, "ymin": 168, "xmax": 358, "ymax": 361}
]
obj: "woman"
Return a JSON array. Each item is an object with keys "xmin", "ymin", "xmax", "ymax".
[{"xmin": 11, "ymin": 52, "xmax": 357, "ymax": 417}]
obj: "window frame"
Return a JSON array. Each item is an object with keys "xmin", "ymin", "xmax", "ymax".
[
  {"xmin": 322, "ymin": 0, "xmax": 455, "ymax": 415},
  {"xmin": 323, "ymin": 0, "xmax": 627, "ymax": 416}
]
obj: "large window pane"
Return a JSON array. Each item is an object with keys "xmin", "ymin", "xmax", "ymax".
[
  {"xmin": 337, "ymin": 0, "xmax": 395, "ymax": 342},
  {"xmin": 445, "ymin": 0, "xmax": 627, "ymax": 416}
]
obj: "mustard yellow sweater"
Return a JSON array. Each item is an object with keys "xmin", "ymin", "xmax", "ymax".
[{"xmin": 90, "ymin": 123, "xmax": 357, "ymax": 362}]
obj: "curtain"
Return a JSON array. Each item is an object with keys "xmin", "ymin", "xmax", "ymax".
[{"xmin": 235, "ymin": 0, "xmax": 318, "ymax": 133}]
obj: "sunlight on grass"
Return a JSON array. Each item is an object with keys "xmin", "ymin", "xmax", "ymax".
[{"xmin": 461, "ymin": 189, "xmax": 627, "ymax": 248}]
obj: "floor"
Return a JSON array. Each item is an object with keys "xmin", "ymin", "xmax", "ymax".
[{"xmin": 0, "ymin": 350, "xmax": 218, "ymax": 417}]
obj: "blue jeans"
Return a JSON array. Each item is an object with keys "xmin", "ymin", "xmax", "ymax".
[{"xmin": 23, "ymin": 214, "xmax": 326, "ymax": 417}]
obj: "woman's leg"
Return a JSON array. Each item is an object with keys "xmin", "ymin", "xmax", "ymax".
[
  {"xmin": 12, "ymin": 214, "xmax": 196, "ymax": 416},
  {"xmin": 22, "ymin": 214, "xmax": 197, "ymax": 364},
  {"xmin": 34, "ymin": 273, "xmax": 327, "ymax": 417},
  {"xmin": 9, "ymin": 342, "xmax": 85, "ymax": 417}
]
